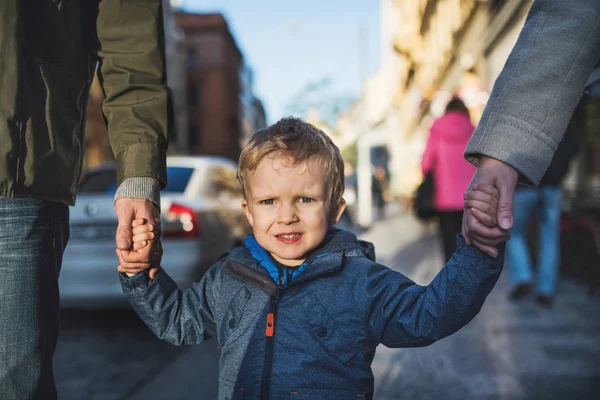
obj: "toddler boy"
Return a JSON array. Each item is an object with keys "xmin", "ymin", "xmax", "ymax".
[{"xmin": 120, "ymin": 117, "xmax": 505, "ymax": 400}]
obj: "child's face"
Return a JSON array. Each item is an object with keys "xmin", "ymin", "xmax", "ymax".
[{"xmin": 241, "ymin": 154, "xmax": 345, "ymax": 266}]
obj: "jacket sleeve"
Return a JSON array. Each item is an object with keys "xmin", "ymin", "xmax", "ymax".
[
  {"xmin": 367, "ymin": 235, "xmax": 504, "ymax": 348},
  {"xmin": 120, "ymin": 266, "xmax": 219, "ymax": 346},
  {"xmin": 464, "ymin": 0, "xmax": 600, "ymax": 185},
  {"xmin": 421, "ymin": 126, "xmax": 437, "ymax": 174},
  {"xmin": 96, "ymin": 0, "xmax": 169, "ymax": 188}
]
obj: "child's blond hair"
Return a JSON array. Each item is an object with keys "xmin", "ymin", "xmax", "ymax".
[{"xmin": 237, "ymin": 117, "xmax": 345, "ymax": 222}]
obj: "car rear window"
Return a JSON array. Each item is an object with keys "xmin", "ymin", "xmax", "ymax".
[
  {"xmin": 78, "ymin": 166, "xmax": 194, "ymax": 194},
  {"xmin": 163, "ymin": 167, "xmax": 194, "ymax": 193}
]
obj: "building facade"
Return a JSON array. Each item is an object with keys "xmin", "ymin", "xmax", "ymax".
[
  {"xmin": 175, "ymin": 12, "xmax": 244, "ymax": 161},
  {"xmin": 239, "ymin": 64, "xmax": 268, "ymax": 148},
  {"xmin": 389, "ymin": 0, "xmax": 534, "ymax": 199}
]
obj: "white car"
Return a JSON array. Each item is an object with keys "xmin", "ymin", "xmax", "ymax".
[{"xmin": 59, "ymin": 156, "xmax": 251, "ymax": 308}]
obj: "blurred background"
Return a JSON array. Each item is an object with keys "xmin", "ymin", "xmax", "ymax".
[{"xmin": 55, "ymin": 0, "xmax": 600, "ymax": 399}]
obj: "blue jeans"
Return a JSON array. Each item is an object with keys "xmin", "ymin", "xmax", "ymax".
[
  {"xmin": 0, "ymin": 198, "xmax": 69, "ymax": 400},
  {"xmin": 507, "ymin": 187, "xmax": 562, "ymax": 295}
]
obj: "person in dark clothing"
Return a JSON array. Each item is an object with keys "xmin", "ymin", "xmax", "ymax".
[{"xmin": 0, "ymin": 2, "xmax": 169, "ymax": 398}]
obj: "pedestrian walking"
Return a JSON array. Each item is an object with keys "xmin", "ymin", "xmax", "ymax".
[
  {"xmin": 120, "ymin": 117, "xmax": 505, "ymax": 399},
  {"xmin": 422, "ymin": 97, "xmax": 476, "ymax": 262},
  {"xmin": 506, "ymin": 105, "xmax": 580, "ymax": 307},
  {"xmin": 0, "ymin": 1, "xmax": 169, "ymax": 398}
]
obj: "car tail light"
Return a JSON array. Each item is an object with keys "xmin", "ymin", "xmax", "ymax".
[{"xmin": 163, "ymin": 202, "xmax": 201, "ymax": 238}]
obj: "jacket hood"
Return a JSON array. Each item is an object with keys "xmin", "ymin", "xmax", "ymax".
[
  {"xmin": 233, "ymin": 228, "xmax": 375, "ymax": 286},
  {"xmin": 432, "ymin": 111, "xmax": 474, "ymax": 143}
]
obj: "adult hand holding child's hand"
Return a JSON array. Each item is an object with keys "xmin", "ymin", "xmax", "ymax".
[
  {"xmin": 462, "ymin": 156, "xmax": 517, "ymax": 257},
  {"xmin": 115, "ymin": 198, "xmax": 162, "ymax": 279}
]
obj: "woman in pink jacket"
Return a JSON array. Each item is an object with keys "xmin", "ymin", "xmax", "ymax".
[{"xmin": 421, "ymin": 97, "xmax": 476, "ymax": 262}]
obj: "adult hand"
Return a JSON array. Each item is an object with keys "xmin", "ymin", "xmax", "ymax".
[
  {"xmin": 462, "ymin": 156, "xmax": 518, "ymax": 257},
  {"xmin": 115, "ymin": 198, "xmax": 162, "ymax": 279}
]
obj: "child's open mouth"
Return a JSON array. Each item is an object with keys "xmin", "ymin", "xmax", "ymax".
[{"xmin": 275, "ymin": 233, "xmax": 302, "ymax": 244}]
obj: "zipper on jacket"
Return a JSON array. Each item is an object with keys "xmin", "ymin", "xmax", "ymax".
[
  {"xmin": 258, "ymin": 266, "xmax": 340, "ymax": 399},
  {"xmin": 260, "ymin": 286, "xmax": 282, "ymax": 400}
]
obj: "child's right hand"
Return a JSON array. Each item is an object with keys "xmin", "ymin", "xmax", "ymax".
[
  {"xmin": 131, "ymin": 217, "xmax": 155, "ymax": 251},
  {"xmin": 118, "ymin": 218, "xmax": 161, "ymax": 277}
]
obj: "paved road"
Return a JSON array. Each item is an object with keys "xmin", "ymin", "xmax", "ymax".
[{"xmin": 54, "ymin": 209, "xmax": 600, "ymax": 399}]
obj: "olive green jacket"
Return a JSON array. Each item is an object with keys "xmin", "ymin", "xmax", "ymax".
[{"xmin": 0, "ymin": 0, "xmax": 169, "ymax": 205}]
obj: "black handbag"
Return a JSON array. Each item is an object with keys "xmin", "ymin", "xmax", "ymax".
[{"xmin": 414, "ymin": 171, "xmax": 436, "ymax": 221}]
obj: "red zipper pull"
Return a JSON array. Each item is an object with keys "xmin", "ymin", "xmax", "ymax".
[{"xmin": 265, "ymin": 312, "xmax": 275, "ymax": 337}]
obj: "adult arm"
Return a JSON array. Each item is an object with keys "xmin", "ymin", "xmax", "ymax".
[
  {"xmin": 463, "ymin": 0, "xmax": 599, "ymax": 245},
  {"xmin": 465, "ymin": 0, "xmax": 600, "ymax": 184},
  {"xmin": 95, "ymin": 0, "xmax": 171, "ymax": 275}
]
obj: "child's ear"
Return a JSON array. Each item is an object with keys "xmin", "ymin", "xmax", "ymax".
[
  {"xmin": 241, "ymin": 199, "xmax": 254, "ymax": 227},
  {"xmin": 330, "ymin": 198, "xmax": 347, "ymax": 224}
]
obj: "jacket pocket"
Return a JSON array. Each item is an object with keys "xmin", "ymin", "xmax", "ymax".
[
  {"xmin": 289, "ymin": 388, "xmax": 368, "ymax": 399},
  {"xmin": 299, "ymin": 295, "xmax": 357, "ymax": 365},
  {"xmin": 218, "ymin": 287, "xmax": 251, "ymax": 349}
]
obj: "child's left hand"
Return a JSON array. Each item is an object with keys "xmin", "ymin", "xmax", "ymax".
[
  {"xmin": 464, "ymin": 183, "xmax": 500, "ymax": 229},
  {"xmin": 464, "ymin": 183, "xmax": 510, "ymax": 255}
]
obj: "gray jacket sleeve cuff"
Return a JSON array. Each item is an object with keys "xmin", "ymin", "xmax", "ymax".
[
  {"xmin": 114, "ymin": 177, "xmax": 161, "ymax": 208},
  {"xmin": 464, "ymin": 114, "xmax": 558, "ymax": 186}
]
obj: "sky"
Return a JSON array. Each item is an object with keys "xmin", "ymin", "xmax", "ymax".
[{"xmin": 181, "ymin": 0, "xmax": 381, "ymax": 123}]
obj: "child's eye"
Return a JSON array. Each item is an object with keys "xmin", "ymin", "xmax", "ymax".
[
  {"xmin": 260, "ymin": 199, "xmax": 275, "ymax": 205},
  {"xmin": 298, "ymin": 197, "xmax": 314, "ymax": 203}
]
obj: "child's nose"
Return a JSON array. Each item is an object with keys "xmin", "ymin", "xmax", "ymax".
[{"xmin": 278, "ymin": 203, "xmax": 299, "ymax": 224}]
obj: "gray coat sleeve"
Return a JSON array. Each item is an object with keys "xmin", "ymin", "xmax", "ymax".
[{"xmin": 464, "ymin": 0, "xmax": 600, "ymax": 185}]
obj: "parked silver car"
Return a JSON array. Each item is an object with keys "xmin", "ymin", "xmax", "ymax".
[{"xmin": 59, "ymin": 156, "xmax": 250, "ymax": 308}]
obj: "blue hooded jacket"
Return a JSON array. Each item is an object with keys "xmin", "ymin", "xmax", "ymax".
[{"xmin": 121, "ymin": 229, "xmax": 503, "ymax": 400}]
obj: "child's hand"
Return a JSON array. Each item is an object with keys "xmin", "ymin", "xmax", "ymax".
[
  {"xmin": 464, "ymin": 184, "xmax": 502, "ymax": 229},
  {"xmin": 464, "ymin": 184, "xmax": 508, "ymax": 257},
  {"xmin": 131, "ymin": 217, "xmax": 155, "ymax": 251},
  {"xmin": 118, "ymin": 218, "xmax": 161, "ymax": 277}
]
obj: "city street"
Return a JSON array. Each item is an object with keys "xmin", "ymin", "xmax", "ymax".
[{"xmin": 54, "ymin": 207, "xmax": 600, "ymax": 399}]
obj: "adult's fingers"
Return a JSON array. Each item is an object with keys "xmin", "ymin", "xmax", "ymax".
[
  {"xmin": 468, "ymin": 207, "xmax": 497, "ymax": 228},
  {"xmin": 464, "ymin": 198, "xmax": 497, "ymax": 218},
  {"xmin": 462, "ymin": 210, "xmax": 473, "ymax": 245},
  {"xmin": 115, "ymin": 215, "xmax": 134, "ymax": 250},
  {"xmin": 472, "ymin": 183, "xmax": 499, "ymax": 199},
  {"xmin": 464, "ymin": 213, "xmax": 509, "ymax": 243},
  {"xmin": 471, "ymin": 240, "xmax": 499, "ymax": 258},
  {"xmin": 497, "ymin": 179, "xmax": 516, "ymax": 230},
  {"xmin": 132, "ymin": 241, "xmax": 148, "ymax": 251},
  {"xmin": 116, "ymin": 249, "xmax": 150, "ymax": 266}
]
